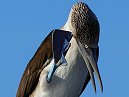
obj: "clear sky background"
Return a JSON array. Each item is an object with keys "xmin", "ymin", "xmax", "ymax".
[{"xmin": 0, "ymin": 0, "xmax": 129, "ymax": 97}]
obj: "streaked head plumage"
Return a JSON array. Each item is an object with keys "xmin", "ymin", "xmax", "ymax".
[{"xmin": 68, "ymin": 2, "xmax": 99, "ymax": 48}]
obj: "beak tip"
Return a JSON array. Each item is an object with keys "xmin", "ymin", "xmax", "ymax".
[{"xmin": 101, "ymin": 85, "xmax": 103, "ymax": 93}]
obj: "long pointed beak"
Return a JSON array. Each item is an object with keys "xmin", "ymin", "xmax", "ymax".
[{"xmin": 77, "ymin": 40, "xmax": 103, "ymax": 92}]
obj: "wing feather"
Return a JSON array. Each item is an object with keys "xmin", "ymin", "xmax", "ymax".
[
  {"xmin": 16, "ymin": 31, "xmax": 53, "ymax": 97},
  {"xmin": 16, "ymin": 29, "xmax": 72, "ymax": 97}
]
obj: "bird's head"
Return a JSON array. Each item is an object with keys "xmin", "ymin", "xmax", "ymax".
[
  {"xmin": 67, "ymin": 2, "xmax": 99, "ymax": 48},
  {"xmin": 65, "ymin": 2, "xmax": 103, "ymax": 92}
]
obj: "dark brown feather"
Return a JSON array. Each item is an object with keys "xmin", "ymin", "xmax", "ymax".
[
  {"xmin": 16, "ymin": 31, "xmax": 53, "ymax": 97},
  {"xmin": 71, "ymin": 2, "xmax": 99, "ymax": 48}
]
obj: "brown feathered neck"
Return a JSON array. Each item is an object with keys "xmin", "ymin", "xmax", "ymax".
[{"xmin": 67, "ymin": 2, "xmax": 100, "ymax": 48}]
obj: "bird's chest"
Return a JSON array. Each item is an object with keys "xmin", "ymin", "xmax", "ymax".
[{"xmin": 30, "ymin": 38, "xmax": 88, "ymax": 97}]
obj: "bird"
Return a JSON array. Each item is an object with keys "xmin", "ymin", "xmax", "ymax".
[{"xmin": 16, "ymin": 2, "xmax": 103, "ymax": 97}]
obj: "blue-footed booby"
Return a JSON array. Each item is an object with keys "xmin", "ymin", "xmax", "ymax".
[{"xmin": 16, "ymin": 2, "xmax": 103, "ymax": 97}]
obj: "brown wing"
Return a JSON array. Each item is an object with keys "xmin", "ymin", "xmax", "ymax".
[
  {"xmin": 16, "ymin": 31, "xmax": 53, "ymax": 97},
  {"xmin": 80, "ymin": 46, "xmax": 99, "ymax": 95},
  {"xmin": 16, "ymin": 29, "xmax": 72, "ymax": 97}
]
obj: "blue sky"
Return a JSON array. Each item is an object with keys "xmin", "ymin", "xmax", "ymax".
[{"xmin": 0, "ymin": 0, "xmax": 129, "ymax": 97}]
